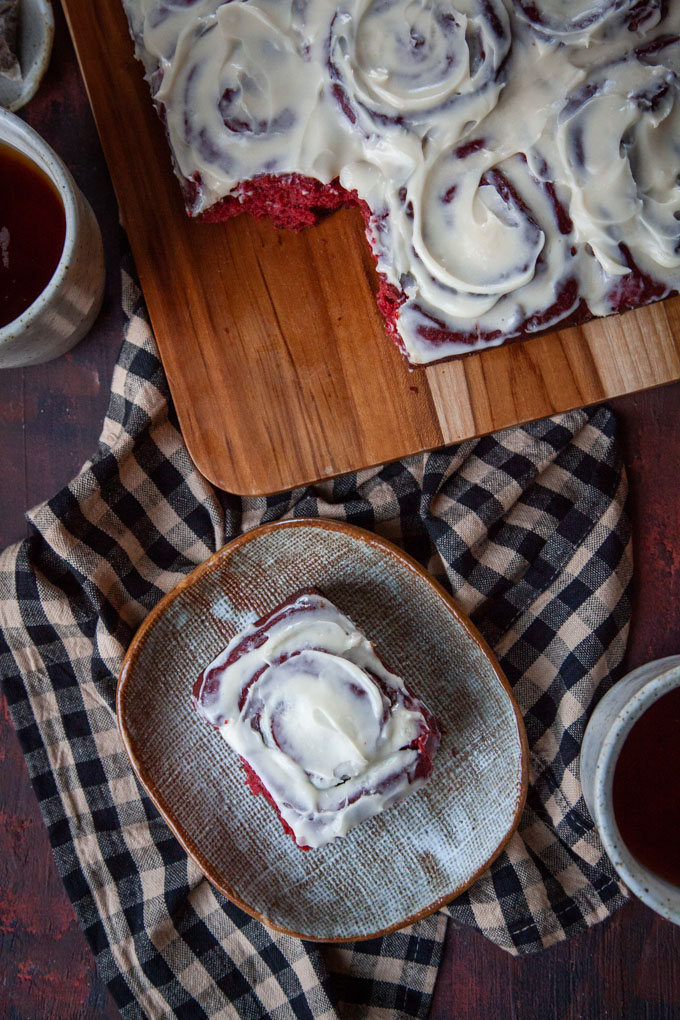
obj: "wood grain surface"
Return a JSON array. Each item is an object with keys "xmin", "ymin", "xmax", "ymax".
[
  {"xmin": 0, "ymin": 9, "xmax": 679, "ymax": 1019},
  {"xmin": 60, "ymin": 0, "xmax": 680, "ymax": 496}
]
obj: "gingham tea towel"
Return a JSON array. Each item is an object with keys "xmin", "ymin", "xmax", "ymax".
[{"xmin": 0, "ymin": 262, "xmax": 632, "ymax": 1020}]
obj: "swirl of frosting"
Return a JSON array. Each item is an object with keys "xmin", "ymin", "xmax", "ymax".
[
  {"xmin": 328, "ymin": 0, "xmax": 511, "ymax": 142},
  {"xmin": 193, "ymin": 589, "xmax": 440, "ymax": 848},
  {"xmin": 151, "ymin": 0, "xmax": 328, "ymax": 211},
  {"xmin": 514, "ymin": 0, "xmax": 661, "ymax": 42},
  {"xmin": 556, "ymin": 58, "xmax": 680, "ymax": 289},
  {"xmin": 379, "ymin": 146, "xmax": 578, "ymax": 359}
]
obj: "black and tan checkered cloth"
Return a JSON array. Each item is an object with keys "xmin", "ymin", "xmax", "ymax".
[{"xmin": 0, "ymin": 264, "xmax": 633, "ymax": 1019}]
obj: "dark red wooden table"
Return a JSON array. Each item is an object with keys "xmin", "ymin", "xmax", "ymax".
[{"xmin": 1, "ymin": 10, "xmax": 679, "ymax": 1019}]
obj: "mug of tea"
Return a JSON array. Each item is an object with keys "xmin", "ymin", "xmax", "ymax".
[
  {"xmin": 581, "ymin": 655, "xmax": 680, "ymax": 926},
  {"xmin": 0, "ymin": 107, "xmax": 105, "ymax": 368}
]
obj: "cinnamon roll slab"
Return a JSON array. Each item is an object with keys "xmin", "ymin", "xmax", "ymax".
[{"xmin": 123, "ymin": 0, "xmax": 680, "ymax": 365}]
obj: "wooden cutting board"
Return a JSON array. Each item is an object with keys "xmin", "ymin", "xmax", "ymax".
[{"xmin": 62, "ymin": 0, "xmax": 680, "ymax": 495}]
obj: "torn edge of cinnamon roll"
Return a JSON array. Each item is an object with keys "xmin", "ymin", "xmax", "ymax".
[{"xmin": 192, "ymin": 587, "xmax": 441, "ymax": 849}]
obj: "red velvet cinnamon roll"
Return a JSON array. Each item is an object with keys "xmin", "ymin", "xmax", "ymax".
[
  {"xmin": 192, "ymin": 588, "xmax": 441, "ymax": 849},
  {"xmin": 364, "ymin": 147, "xmax": 583, "ymax": 360},
  {"xmin": 328, "ymin": 0, "xmax": 511, "ymax": 142},
  {"xmin": 554, "ymin": 56, "xmax": 680, "ymax": 314}
]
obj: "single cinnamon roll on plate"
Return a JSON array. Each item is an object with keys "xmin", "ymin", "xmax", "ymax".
[
  {"xmin": 193, "ymin": 586, "xmax": 441, "ymax": 849},
  {"xmin": 117, "ymin": 519, "xmax": 528, "ymax": 940}
]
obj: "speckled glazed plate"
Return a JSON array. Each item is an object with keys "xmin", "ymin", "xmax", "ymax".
[{"xmin": 117, "ymin": 519, "xmax": 528, "ymax": 941}]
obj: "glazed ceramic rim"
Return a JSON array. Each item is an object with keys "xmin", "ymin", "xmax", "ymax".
[
  {"xmin": 591, "ymin": 659, "xmax": 680, "ymax": 924},
  {"xmin": 117, "ymin": 518, "xmax": 529, "ymax": 942},
  {"xmin": 0, "ymin": 107, "xmax": 77, "ymax": 343},
  {"xmin": 2, "ymin": 0, "xmax": 55, "ymax": 112}
]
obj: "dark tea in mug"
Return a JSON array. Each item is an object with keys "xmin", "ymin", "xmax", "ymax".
[
  {"xmin": 612, "ymin": 686, "xmax": 680, "ymax": 887},
  {"xmin": 0, "ymin": 140, "xmax": 66, "ymax": 328}
]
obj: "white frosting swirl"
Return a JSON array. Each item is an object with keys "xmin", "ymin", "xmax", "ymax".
[
  {"xmin": 150, "ymin": 1, "xmax": 337, "ymax": 208},
  {"xmin": 515, "ymin": 0, "xmax": 662, "ymax": 42},
  {"xmin": 123, "ymin": 0, "xmax": 680, "ymax": 364},
  {"xmin": 391, "ymin": 152, "xmax": 581, "ymax": 359},
  {"xmin": 193, "ymin": 591, "xmax": 439, "ymax": 848},
  {"xmin": 556, "ymin": 60, "xmax": 680, "ymax": 288},
  {"xmin": 416, "ymin": 156, "xmax": 545, "ymax": 302},
  {"xmin": 328, "ymin": 0, "xmax": 511, "ymax": 143}
]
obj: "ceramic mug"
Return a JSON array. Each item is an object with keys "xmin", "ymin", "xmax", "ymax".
[
  {"xmin": 0, "ymin": 108, "xmax": 105, "ymax": 368},
  {"xmin": 0, "ymin": 0, "xmax": 55, "ymax": 112},
  {"xmin": 581, "ymin": 655, "xmax": 680, "ymax": 926}
]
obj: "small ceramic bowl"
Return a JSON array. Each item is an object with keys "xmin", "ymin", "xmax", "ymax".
[
  {"xmin": 0, "ymin": 0, "xmax": 54, "ymax": 112},
  {"xmin": 118, "ymin": 519, "xmax": 529, "ymax": 942},
  {"xmin": 581, "ymin": 655, "xmax": 680, "ymax": 926},
  {"xmin": 0, "ymin": 108, "xmax": 105, "ymax": 367}
]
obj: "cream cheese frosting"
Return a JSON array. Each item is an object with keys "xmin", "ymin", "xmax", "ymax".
[
  {"xmin": 192, "ymin": 590, "xmax": 440, "ymax": 848},
  {"xmin": 122, "ymin": 0, "xmax": 680, "ymax": 364}
]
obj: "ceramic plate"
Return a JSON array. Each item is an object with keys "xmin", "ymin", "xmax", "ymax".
[{"xmin": 117, "ymin": 519, "xmax": 528, "ymax": 941}]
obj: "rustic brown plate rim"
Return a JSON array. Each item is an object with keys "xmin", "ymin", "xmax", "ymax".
[{"xmin": 117, "ymin": 518, "xmax": 529, "ymax": 942}]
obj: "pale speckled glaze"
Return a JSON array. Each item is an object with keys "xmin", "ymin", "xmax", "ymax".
[
  {"xmin": 581, "ymin": 655, "xmax": 680, "ymax": 927},
  {"xmin": 0, "ymin": 0, "xmax": 54, "ymax": 112},
  {"xmin": 118, "ymin": 519, "xmax": 528, "ymax": 941},
  {"xmin": 0, "ymin": 108, "xmax": 105, "ymax": 367}
]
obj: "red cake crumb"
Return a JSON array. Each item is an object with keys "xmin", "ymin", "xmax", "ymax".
[{"xmin": 197, "ymin": 173, "xmax": 354, "ymax": 232}]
